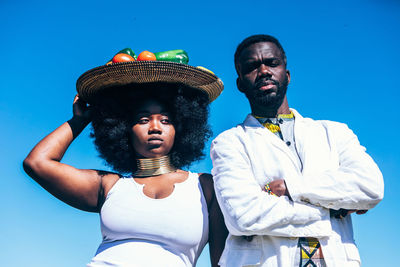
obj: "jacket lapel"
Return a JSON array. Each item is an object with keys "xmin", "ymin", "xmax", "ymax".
[
  {"xmin": 243, "ymin": 115, "xmax": 303, "ymax": 172},
  {"xmin": 291, "ymin": 110, "xmax": 337, "ymax": 176}
]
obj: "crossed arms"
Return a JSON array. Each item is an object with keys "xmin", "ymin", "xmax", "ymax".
[{"xmin": 210, "ymin": 122, "xmax": 383, "ymax": 237}]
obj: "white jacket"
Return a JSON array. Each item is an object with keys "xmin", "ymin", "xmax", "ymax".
[{"xmin": 211, "ymin": 110, "xmax": 383, "ymax": 267}]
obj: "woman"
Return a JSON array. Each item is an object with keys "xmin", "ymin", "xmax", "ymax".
[{"xmin": 23, "ymin": 58, "xmax": 227, "ymax": 266}]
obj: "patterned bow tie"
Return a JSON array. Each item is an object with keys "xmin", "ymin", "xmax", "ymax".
[{"xmin": 254, "ymin": 111, "xmax": 295, "ymax": 133}]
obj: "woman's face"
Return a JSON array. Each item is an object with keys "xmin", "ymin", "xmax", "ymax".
[{"xmin": 131, "ymin": 99, "xmax": 175, "ymax": 158}]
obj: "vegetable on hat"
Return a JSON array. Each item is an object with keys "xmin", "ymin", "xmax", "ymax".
[
  {"xmin": 154, "ymin": 49, "xmax": 189, "ymax": 64},
  {"xmin": 112, "ymin": 53, "xmax": 135, "ymax": 63},
  {"xmin": 137, "ymin": 51, "xmax": 157, "ymax": 61},
  {"xmin": 118, "ymin": 48, "xmax": 137, "ymax": 60},
  {"xmin": 197, "ymin": 66, "xmax": 214, "ymax": 74},
  {"xmin": 106, "ymin": 48, "xmax": 190, "ymax": 65}
]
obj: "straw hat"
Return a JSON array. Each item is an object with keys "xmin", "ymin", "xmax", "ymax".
[{"xmin": 76, "ymin": 61, "xmax": 224, "ymax": 103}]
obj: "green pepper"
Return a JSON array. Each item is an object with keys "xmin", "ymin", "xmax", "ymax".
[
  {"xmin": 154, "ymin": 49, "xmax": 189, "ymax": 64},
  {"xmin": 118, "ymin": 48, "xmax": 137, "ymax": 60}
]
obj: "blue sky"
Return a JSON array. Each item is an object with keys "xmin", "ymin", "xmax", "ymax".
[{"xmin": 1, "ymin": 0, "xmax": 399, "ymax": 266}]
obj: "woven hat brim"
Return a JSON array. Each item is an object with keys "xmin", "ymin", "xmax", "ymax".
[{"xmin": 76, "ymin": 61, "xmax": 224, "ymax": 103}]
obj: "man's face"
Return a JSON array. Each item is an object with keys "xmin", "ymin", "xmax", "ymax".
[{"xmin": 236, "ymin": 42, "xmax": 290, "ymax": 110}]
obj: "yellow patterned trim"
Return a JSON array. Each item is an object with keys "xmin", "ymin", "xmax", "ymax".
[
  {"xmin": 277, "ymin": 111, "xmax": 294, "ymax": 119},
  {"xmin": 262, "ymin": 123, "xmax": 281, "ymax": 133},
  {"xmin": 301, "ymin": 238, "xmax": 319, "ymax": 259},
  {"xmin": 254, "ymin": 111, "xmax": 294, "ymax": 120},
  {"xmin": 255, "ymin": 111, "xmax": 294, "ymax": 133}
]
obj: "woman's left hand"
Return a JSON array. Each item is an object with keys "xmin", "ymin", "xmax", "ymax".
[{"xmin": 73, "ymin": 94, "xmax": 91, "ymax": 122}]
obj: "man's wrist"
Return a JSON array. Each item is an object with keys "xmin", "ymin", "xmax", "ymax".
[{"xmin": 263, "ymin": 183, "xmax": 277, "ymax": 196}]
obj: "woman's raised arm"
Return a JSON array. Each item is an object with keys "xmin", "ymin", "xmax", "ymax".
[{"xmin": 23, "ymin": 95, "xmax": 118, "ymax": 212}]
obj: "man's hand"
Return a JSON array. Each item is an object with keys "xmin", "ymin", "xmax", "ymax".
[
  {"xmin": 330, "ymin": 209, "xmax": 368, "ymax": 219},
  {"xmin": 347, "ymin": 209, "xmax": 368, "ymax": 215},
  {"xmin": 269, "ymin": 180, "xmax": 290, "ymax": 197},
  {"xmin": 243, "ymin": 235, "xmax": 254, "ymax": 242},
  {"xmin": 356, "ymin": 210, "xmax": 368, "ymax": 214}
]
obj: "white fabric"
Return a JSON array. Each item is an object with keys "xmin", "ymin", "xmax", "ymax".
[
  {"xmin": 210, "ymin": 110, "xmax": 384, "ymax": 267},
  {"xmin": 87, "ymin": 171, "xmax": 209, "ymax": 267}
]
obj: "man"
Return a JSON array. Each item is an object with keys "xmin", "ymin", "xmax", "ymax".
[{"xmin": 210, "ymin": 34, "xmax": 384, "ymax": 267}]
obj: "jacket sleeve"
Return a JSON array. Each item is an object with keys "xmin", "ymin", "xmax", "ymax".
[
  {"xmin": 210, "ymin": 131, "xmax": 332, "ymax": 237},
  {"xmin": 285, "ymin": 122, "xmax": 384, "ymax": 210}
]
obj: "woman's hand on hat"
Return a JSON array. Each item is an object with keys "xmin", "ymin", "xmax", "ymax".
[{"xmin": 73, "ymin": 94, "xmax": 91, "ymax": 122}]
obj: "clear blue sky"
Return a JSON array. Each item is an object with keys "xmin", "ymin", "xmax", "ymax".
[{"xmin": 1, "ymin": 0, "xmax": 399, "ymax": 266}]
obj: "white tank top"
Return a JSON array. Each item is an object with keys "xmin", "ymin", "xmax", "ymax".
[{"xmin": 87, "ymin": 171, "xmax": 209, "ymax": 267}]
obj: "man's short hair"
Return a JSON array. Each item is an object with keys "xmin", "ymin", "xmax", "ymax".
[{"xmin": 234, "ymin": 34, "xmax": 287, "ymax": 74}]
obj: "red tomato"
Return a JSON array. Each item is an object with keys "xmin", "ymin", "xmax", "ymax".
[
  {"xmin": 137, "ymin": 51, "xmax": 157, "ymax": 61},
  {"xmin": 112, "ymin": 53, "xmax": 135, "ymax": 63}
]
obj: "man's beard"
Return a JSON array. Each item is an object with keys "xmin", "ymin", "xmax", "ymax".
[{"xmin": 245, "ymin": 76, "xmax": 289, "ymax": 111}]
